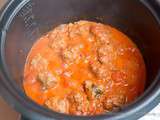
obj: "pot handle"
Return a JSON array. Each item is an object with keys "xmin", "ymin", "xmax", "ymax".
[{"xmin": 141, "ymin": 0, "xmax": 160, "ymax": 22}]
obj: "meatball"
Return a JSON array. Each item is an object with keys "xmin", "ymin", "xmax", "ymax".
[
  {"xmin": 90, "ymin": 23, "xmax": 111, "ymax": 45},
  {"xmin": 30, "ymin": 54, "xmax": 48, "ymax": 71},
  {"xmin": 67, "ymin": 92, "xmax": 89, "ymax": 115},
  {"xmin": 61, "ymin": 44, "xmax": 83, "ymax": 63},
  {"xmin": 48, "ymin": 24, "xmax": 69, "ymax": 53},
  {"xmin": 89, "ymin": 61, "xmax": 111, "ymax": 80},
  {"xmin": 103, "ymin": 94, "xmax": 126, "ymax": 111},
  {"xmin": 97, "ymin": 44, "xmax": 116, "ymax": 64},
  {"xmin": 45, "ymin": 97, "xmax": 69, "ymax": 113},
  {"xmin": 83, "ymin": 80, "xmax": 104, "ymax": 99},
  {"xmin": 37, "ymin": 70, "xmax": 58, "ymax": 89}
]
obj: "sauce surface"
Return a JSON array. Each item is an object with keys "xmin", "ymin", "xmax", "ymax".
[{"xmin": 23, "ymin": 21, "xmax": 146, "ymax": 115}]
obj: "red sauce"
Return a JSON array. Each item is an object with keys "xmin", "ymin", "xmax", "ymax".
[{"xmin": 23, "ymin": 21, "xmax": 146, "ymax": 115}]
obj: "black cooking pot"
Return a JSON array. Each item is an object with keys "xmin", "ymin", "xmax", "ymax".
[{"xmin": 0, "ymin": 0, "xmax": 160, "ymax": 120}]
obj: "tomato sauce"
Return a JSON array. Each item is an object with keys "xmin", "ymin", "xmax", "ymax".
[{"xmin": 23, "ymin": 21, "xmax": 146, "ymax": 115}]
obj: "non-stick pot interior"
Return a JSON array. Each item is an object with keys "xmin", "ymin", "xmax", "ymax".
[{"xmin": 3, "ymin": 0, "xmax": 160, "ymax": 107}]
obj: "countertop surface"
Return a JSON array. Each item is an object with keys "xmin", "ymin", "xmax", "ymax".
[
  {"xmin": 0, "ymin": 0, "xmax": 159, "ymax": 120},
  {"xmin": 0, "ymin": 0, "xmax": 6, "ymax": 8}
]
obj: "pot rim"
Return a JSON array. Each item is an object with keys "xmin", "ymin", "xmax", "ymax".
[{"xmin": 0, "ymin": 0, "xmax": 160, "ymax": 120}]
